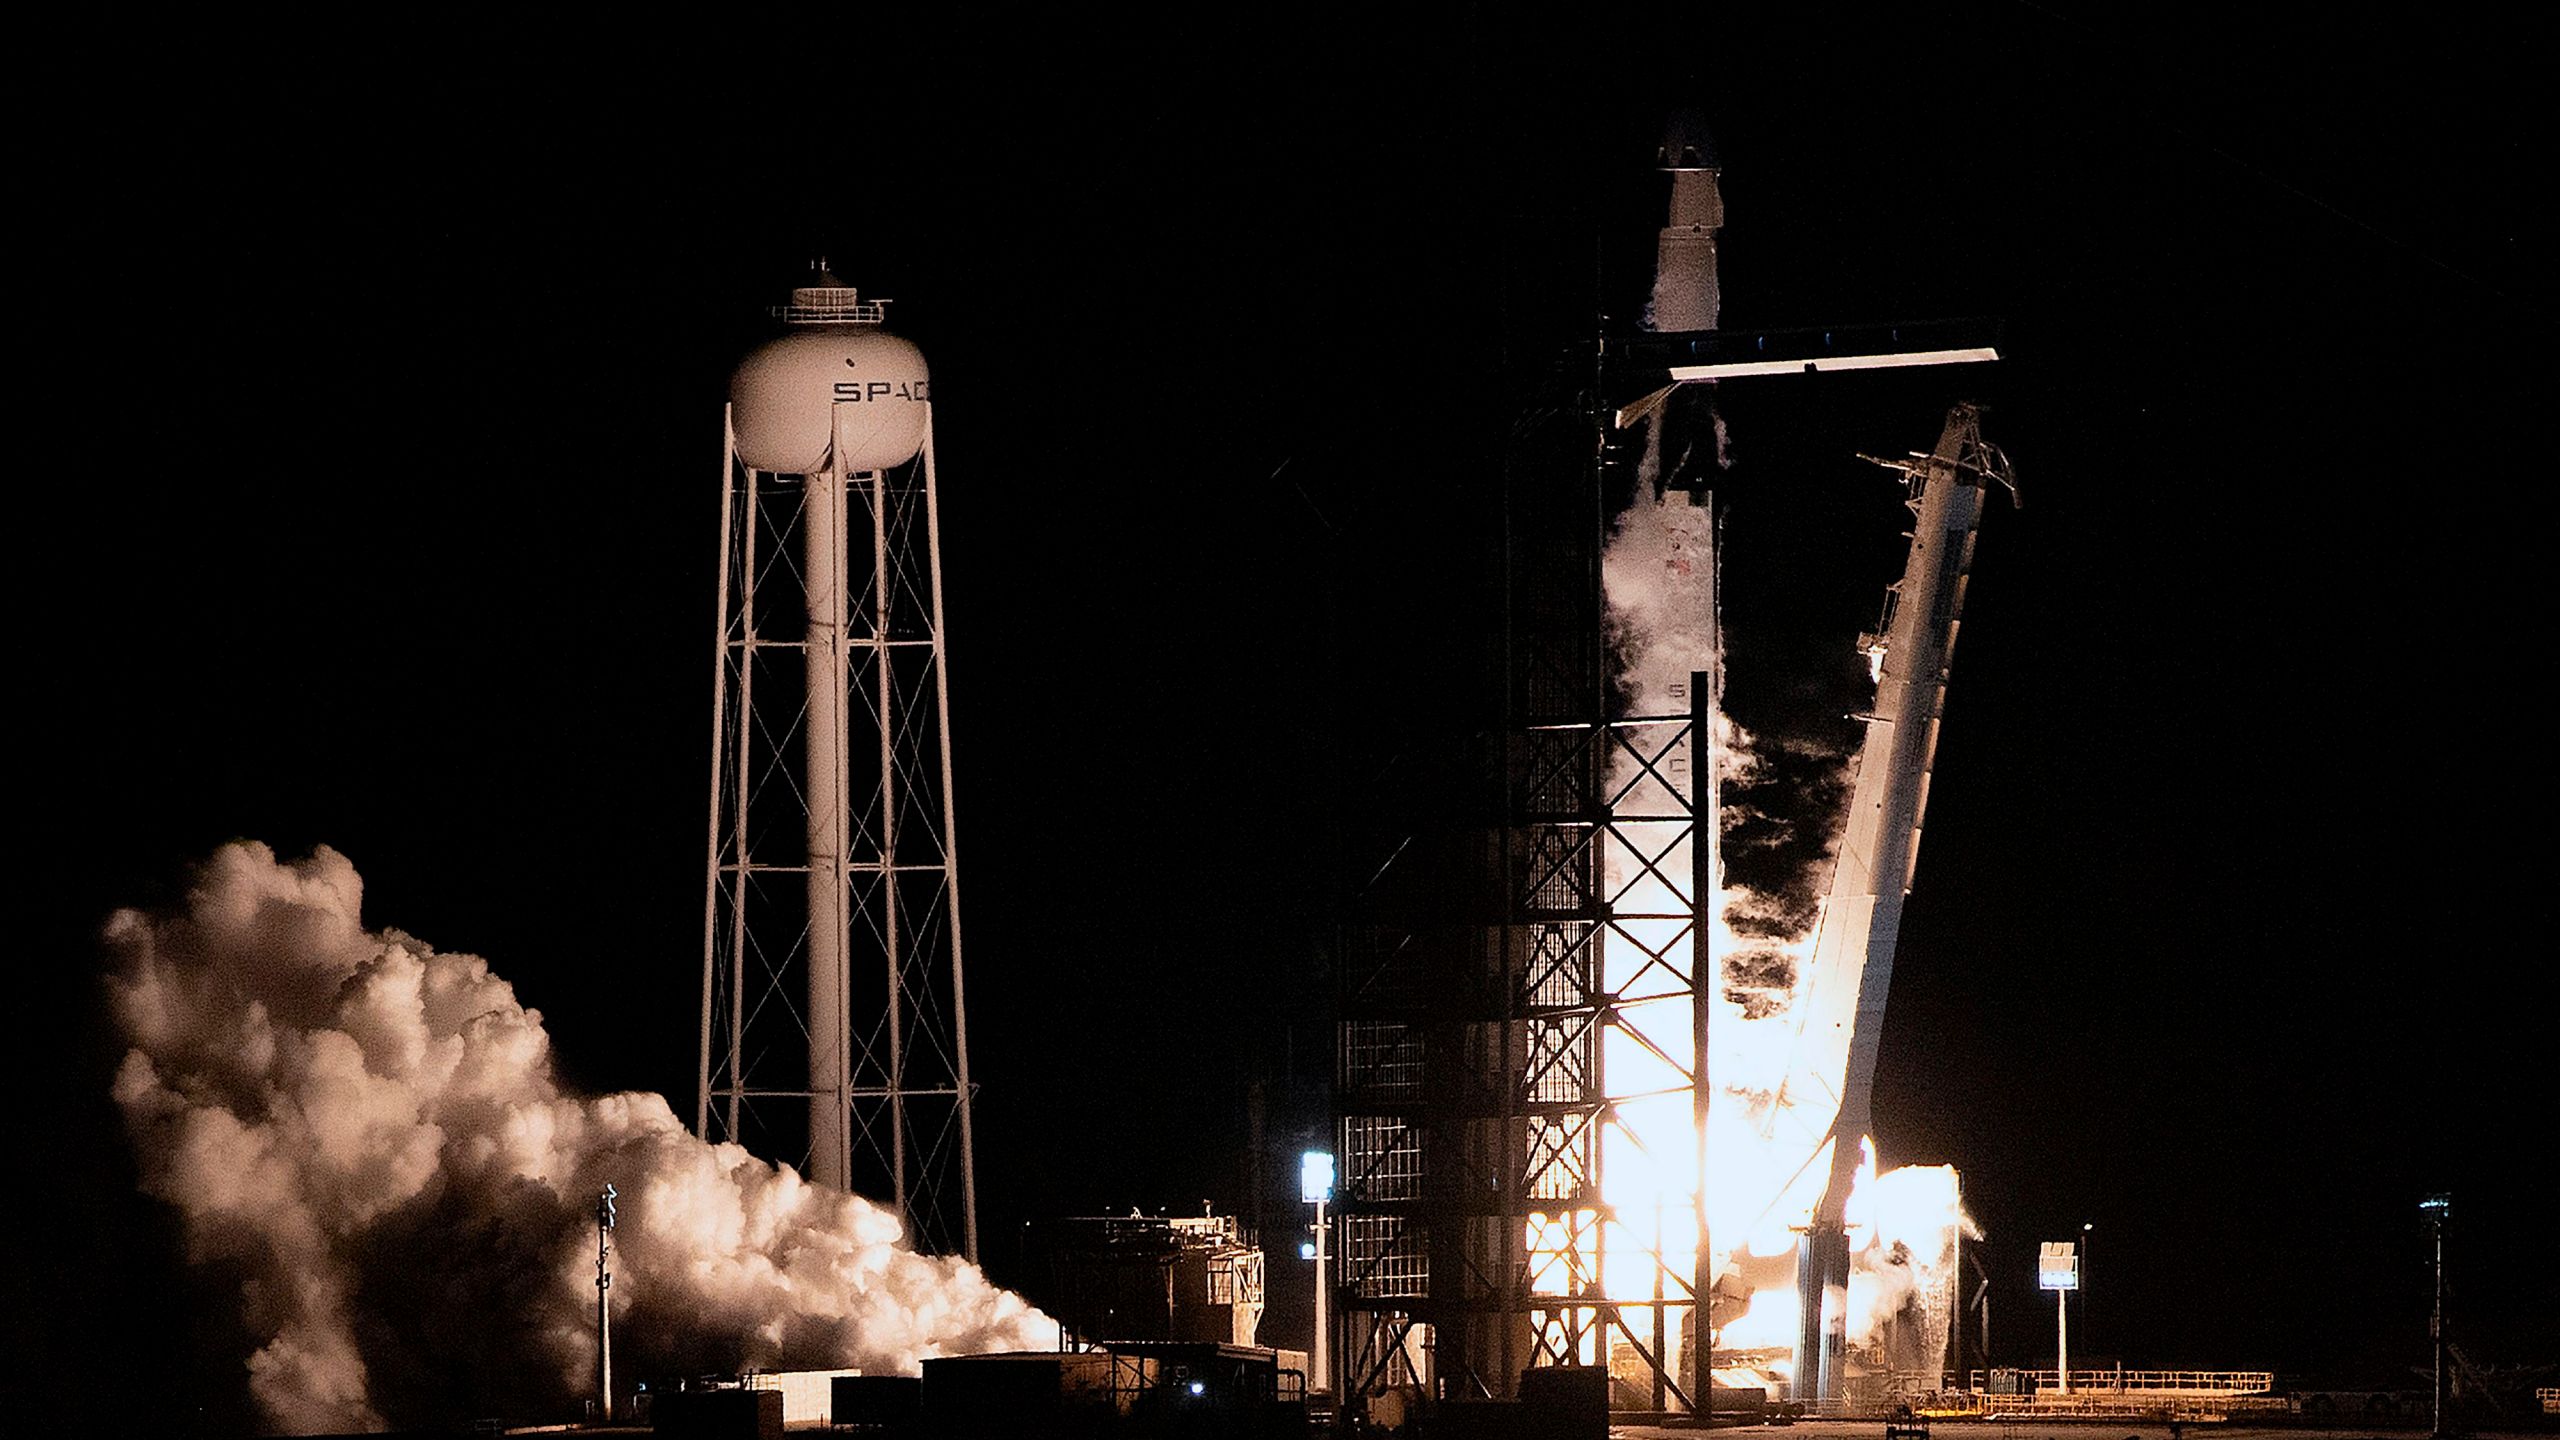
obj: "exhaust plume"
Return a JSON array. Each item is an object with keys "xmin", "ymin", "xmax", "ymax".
[
  {"xmin": 1598, "ymin": 395, "xmax": 1961, "ymax": 1383},
  {"xmin": 106, "ymin": 841, "xmax": 1055, "ymax": 1434}
]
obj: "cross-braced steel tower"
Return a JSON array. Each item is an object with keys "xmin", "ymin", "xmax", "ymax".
[
  {"xmin": 1329, "ymin": 123, "xmax": 1732, "ymax": 1414},
  {"xmin": 698, "ymin": 269, "xmax": 979, "ymax": 1260},
  {"xmin": 1329, "ymin": 338, "xmax": 1717, "ymax": 1414}
]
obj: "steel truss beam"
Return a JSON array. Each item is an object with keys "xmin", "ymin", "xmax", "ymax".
[{"xmin": 1336, "ymin": 703, "xmax": 1710, "ymax": 1410}]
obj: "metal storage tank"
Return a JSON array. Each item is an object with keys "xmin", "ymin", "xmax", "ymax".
[{"xmin": 728, "ymin": 276, "xmax": 930, "ymax": 475}]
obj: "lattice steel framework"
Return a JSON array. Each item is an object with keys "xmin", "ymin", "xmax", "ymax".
[
  {"xmin": 697, "ymin": 404, "xmax": 980, "ymax": 1259},
  {"xmin": 1333, "ymin": 374, "xmax": 1713, "ymax": 1411}
]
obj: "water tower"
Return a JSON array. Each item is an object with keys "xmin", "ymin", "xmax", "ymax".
[{"xmin": 697, "ymin": 267, "xmax": 979, "ymax": 1259}]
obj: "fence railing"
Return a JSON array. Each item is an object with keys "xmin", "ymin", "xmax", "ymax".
[{"xmin": 1970, "ymin": 1368, "xmax": 2274, "ymax": 1396}]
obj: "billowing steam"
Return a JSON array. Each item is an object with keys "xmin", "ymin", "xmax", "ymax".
[
  {"xmin": 1602, "ymin": 398, "xmax": 1845, "ymax": 975},
  {"xmin": 1844, "ymin": 1164, "xmax": 1976, "ymax": 1370},
  {"xmin": 107, "ymin": 842, "xmax": 1056, "ymax": 1434},
  {"xmin": 1611, "ymin": 389, "xmax": 1848, "ymax": 953}
]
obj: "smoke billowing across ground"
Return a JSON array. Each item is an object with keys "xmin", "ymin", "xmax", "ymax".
[{"xmin": 106, "ymin": 842, "xmax": 1056, "ymax": 1434}]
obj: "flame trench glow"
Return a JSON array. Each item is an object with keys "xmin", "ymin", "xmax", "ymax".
[
  {"xmin": 1550, "ymin": 464, "xmax": 1968, "ymax": 1397},
  {"xmin": 107, "ymin": 842, "xmax": 1056, "ymax": 1434}
]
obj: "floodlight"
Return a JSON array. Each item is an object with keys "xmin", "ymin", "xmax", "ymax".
[
  {"xmin": 1300, "ymin": 1151, "xmax": 1335, "ymax": 1204},
  {"xmin": 2037, "ymin": 1240, "xmax": 2079, "ymax": 1291}
]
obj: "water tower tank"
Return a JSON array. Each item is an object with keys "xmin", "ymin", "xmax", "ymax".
[{"xmin": 729, "ymin": 278, "xmax": 930, "ymax": 474}]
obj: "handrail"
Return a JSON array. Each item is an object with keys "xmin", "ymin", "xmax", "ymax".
[{"xmin": 1970, "ymin": 1367, "xmax": 2275, "ymax": 1395}]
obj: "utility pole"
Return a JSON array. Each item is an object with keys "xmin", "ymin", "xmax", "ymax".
[{"xmin": 597, "ymin": 1183, "xmax": 618, "ymax": 1422}]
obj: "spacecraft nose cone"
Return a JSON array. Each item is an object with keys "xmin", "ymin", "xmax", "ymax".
[{"xmin": 1658, "ymin": 109, "xmax": 1720, "ymax": 170}]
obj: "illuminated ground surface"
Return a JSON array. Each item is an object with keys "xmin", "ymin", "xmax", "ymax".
[{"xmin": 1607, "ymin": 1414, "xmax": 2549, "ymax": 1424}]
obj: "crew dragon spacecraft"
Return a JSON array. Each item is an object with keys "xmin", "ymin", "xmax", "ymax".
[{"xmin": 1609, "ymin": 112, "xmax": 2013, "ymax": 1408}]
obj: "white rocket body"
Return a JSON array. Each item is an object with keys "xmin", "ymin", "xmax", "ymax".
[{"xmin": 1788, "ymin": 408, "xmax": 1990, "ymax": 1400}]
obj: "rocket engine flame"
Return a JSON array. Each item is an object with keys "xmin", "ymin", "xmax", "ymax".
[
  {"xmin": 106, "ymin": 842, "xmax": 1056, "ymax": 1434},
  {"xmin": 1589, "ymin": 406, "xmax": 1967, "ymax": 1397}
]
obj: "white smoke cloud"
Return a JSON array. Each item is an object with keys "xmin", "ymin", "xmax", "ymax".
[
  {"xmin": 107, "ymin": 841, "xmax": 1056, "ymax": 1434},
  {"xmin": 1602, "ymin": 466, "xmax": 1718, "ymax": 722},
  {"xmin": 1844, "ymin": 1164, "xmax": 1976, "ymax": 1365}
]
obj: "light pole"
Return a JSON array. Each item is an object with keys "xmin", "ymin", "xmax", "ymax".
[
  {"xmin": 1303, "ymin": 1151, "xmax": 1335, "ymax": 1399},
  {"xmin": 2057, "ymin": 1273, "xmax": 2068, "ymax": 1395},
  {"xmin": 2080, "ymin": 1221, "xmax": 2094, "ymax": 1363},
  {"xmin": 2037, "ymin": 1240, "xmax": 2079, "ymax": 1395},
  {"xmin": 2421, "ymin": 1194, "xmax": 2451, "ymax": 1440}
]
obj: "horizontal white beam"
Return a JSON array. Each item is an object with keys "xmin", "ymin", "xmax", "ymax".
[{"xmin": 1668, "ymin": 346, "xmax": 1999, "ymax": 381}]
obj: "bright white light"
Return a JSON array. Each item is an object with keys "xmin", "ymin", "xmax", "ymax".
[
  {"xmin": 1300, "ymin": 1151, "xmax": 1334, "ymax": 1204},
  {"xmin": 2038, "ymin": 1240, "xmax": 2080, "ymax": 1290},
  {"xmin": 1189, "ymin": 1380, "xmax": 1207, "ymax": 1396},
  {"xmin": 1300, "ymin": 1241, "xmax": 1317, "ymax": 1260}
]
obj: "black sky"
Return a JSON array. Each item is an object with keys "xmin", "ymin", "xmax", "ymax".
[{"xmin": 16, "ymin": 6, "xmax": 2551, "ymax": 1428}]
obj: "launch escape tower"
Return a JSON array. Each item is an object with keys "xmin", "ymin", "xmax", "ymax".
[
  {"xmin": 698, "ymin": 271, "xmax": 980, "ymax": 1260},
  {"xmin": 1329, "ymin": 125, "xmax": 2003, "ymax": 1415}
]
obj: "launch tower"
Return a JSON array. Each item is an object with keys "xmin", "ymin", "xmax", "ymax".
[
  {"xmin": 697, "ymin": 269, "xmax": 980, "ymax": 1259},
  {"xmin": 1328, "ymin": 130, "xmax": 1729, "ymax": 1412},
  {"xmin": 1329, "ymin": 120, "xmax": 2004, "ymax": 1417}
]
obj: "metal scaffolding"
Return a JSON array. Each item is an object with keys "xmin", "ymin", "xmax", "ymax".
[{"xmin": 1331, "ymin": 368, "xmax": 1711, "ymax": 1412}]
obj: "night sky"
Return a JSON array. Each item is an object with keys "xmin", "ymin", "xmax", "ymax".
[{"xmin": 16, "ymin": 7, "xmax": 2549, "ymax": 1429}]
